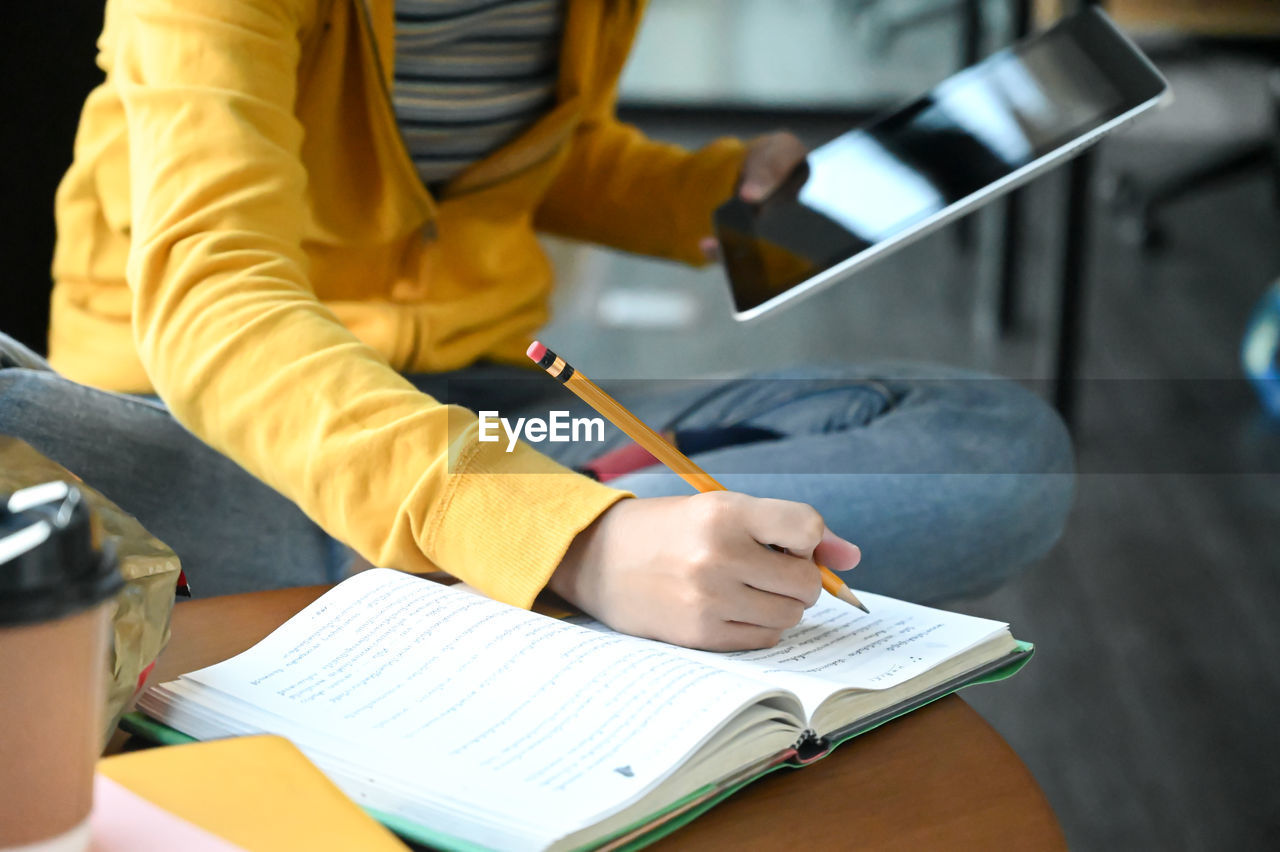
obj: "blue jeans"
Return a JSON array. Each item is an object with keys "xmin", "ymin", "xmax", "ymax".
[{"xmin": 0, "ymin": 332, "xmax": 1073, "ymax": 603}]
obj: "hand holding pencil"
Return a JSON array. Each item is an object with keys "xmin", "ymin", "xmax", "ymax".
[{"xmin": 531, "ymin": 342, "xmax": 867, "ymax": 652}]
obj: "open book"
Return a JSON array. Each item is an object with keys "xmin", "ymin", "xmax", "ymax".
[{"xmin": 131, "ymin": 569, "xmax": 1031, "ymax": 852}]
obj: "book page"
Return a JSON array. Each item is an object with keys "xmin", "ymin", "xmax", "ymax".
[
  {"xmin": 572, "ymin": 590, "xmax": 1009, "ymax": 721},
  {"xmin": 175, "ymin": 570, "xmax": 800, "ymax": 843}
]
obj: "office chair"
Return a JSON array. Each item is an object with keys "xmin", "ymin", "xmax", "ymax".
[{"xmin": 1110, "ymin": 53, "xmax": 1279, "ymax": 250}]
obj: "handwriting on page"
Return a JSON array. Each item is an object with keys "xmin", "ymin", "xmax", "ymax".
[
  {"xmin": 570, "ymin": 589, "xmax": 1010, "ymax": 722},
  {"xmin": 730, "ymin": 610, "xmax": 940, "ymax": 676},
  {"xmin": 187, "ymin": 570, "xmax": 773, "ymax": 823}
]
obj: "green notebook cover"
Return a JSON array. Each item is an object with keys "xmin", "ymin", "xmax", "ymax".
[{"xmin": 120, "ymin": 641, "xmax": 1032, "ymax": 852}]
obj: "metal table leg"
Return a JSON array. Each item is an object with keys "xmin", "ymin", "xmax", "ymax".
[
  {"xmin": 954, "ymin": 0, "xmax": 984, "ymax": 252},
  {"xmin": 1051, "ymin": 0, "xmax": 1105, "ymax": 425},
  {"xmin": 1054, "ymin": 150, "xmax": 1096, "ymax": 423},
  {"xmin": 995, "ymin": 0, "xmax": 1034, "ymax": 335}
]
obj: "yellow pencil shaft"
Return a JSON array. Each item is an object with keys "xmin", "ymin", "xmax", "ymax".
[{"xmin": 564, "ymin": 372, "xmax": 724, "ymax": 493}]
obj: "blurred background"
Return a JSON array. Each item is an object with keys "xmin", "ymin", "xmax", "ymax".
[{"xmin": 5, "ymin": 0, "xmax": 1279, "ymax": 848}]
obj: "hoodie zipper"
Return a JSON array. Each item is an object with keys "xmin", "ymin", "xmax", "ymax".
[{"xmin": 350, "ymin": 0, "xmax": 437, "ymax": 235}]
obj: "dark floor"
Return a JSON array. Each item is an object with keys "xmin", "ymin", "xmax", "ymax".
[
  {"xmin": 957, "ymin": 141, "xmax": 1280, "ymax": 849},
  {"xmin": 550, "ymin": 54, "xmax": 1280, "ymax": 852}
]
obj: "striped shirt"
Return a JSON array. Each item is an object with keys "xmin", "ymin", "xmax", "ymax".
[{"xmin": 392, "ymin": 0, "xmax": 566, "ymax": 191}]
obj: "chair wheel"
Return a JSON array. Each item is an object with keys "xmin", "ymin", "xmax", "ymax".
[
  {"xmin": 1139, "ymin": 222, "xmax": 1167, "ymax": 252},
  {"xmin": 1100, "ymin": 172, "xmax": 1146, "ymax": 211},
  {"xmin": 1114, "ymin": 210, "xmax": 1165, "ymax": 251}
]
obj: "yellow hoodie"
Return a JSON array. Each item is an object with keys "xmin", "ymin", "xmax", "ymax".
[{"xmin": 49, "ymin": 0, "xmax": 746, "ymax": 606}]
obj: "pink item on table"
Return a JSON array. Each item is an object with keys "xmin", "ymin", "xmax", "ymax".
[{"xmin": 89, "ymin": 775, "xmax": 248, "ymax": 852}]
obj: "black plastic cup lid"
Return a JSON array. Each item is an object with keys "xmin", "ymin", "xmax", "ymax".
[{"xmin": 0, "ymin": 482, "xmax": 123, "ymax": 627}]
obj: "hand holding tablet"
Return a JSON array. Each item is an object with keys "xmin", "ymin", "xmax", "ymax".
[{"xmin": 716, "ymin": 8, "xmax": 1170, "ymax": 320}]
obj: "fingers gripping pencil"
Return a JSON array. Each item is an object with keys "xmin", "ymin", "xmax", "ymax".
[{"xmin": 527, "ymin": 341, "xmax": 868, "ymax": 613}]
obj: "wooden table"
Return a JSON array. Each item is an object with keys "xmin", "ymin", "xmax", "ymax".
[
  {"xmin": 1037, "ymin": 0, "xmax": 1280, "ymax": 35},
  {"xmin": 141, "ymin": 586, "xmax": 1066, "ymax": 851}
]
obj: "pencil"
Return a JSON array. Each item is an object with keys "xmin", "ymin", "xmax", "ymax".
[{"xmin": 526, "ymin": 341, "xmax": 869, "ymax": 613}]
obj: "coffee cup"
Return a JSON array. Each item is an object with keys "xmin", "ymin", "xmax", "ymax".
[{"xmin": 0, "ymin": 482, "xmax": 121, "ymax": 852}]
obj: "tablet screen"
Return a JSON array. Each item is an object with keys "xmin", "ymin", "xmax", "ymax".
[{"xmin": 718, "ymin": 24, "xmax": 1137, "ymax": 315}]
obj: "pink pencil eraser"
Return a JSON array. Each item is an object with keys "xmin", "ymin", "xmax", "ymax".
[{"xmin": 527, "ymin": 341, "xmax": 548, "ymax": 362}]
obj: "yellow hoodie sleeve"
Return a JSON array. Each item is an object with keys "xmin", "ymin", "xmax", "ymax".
[
  {"xmin": 534, "ymin": 87, "xmax": 748, "ymax": 266},
  {"xmin": 115, "ymin": 0, "xmax": 626, "ymax": 608}
]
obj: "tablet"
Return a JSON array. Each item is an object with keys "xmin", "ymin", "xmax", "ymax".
[{"xmin": 716, "ymin": 8, "xmax": 1169, "ymax": 321}]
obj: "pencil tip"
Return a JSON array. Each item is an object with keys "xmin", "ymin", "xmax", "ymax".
[{"xmin": 836, "ymin": 586, "xmax": 870, "ymax": 613}]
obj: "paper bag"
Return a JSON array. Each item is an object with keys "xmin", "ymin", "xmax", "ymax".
[{"xmin": 0, "ymin": 437, "xmax": 181, "ymax": 744}]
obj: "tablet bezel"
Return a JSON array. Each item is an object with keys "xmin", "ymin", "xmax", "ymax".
[{"xmin": 723, "ymin": 8, "xmax": 1170, "ymax": 323}]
